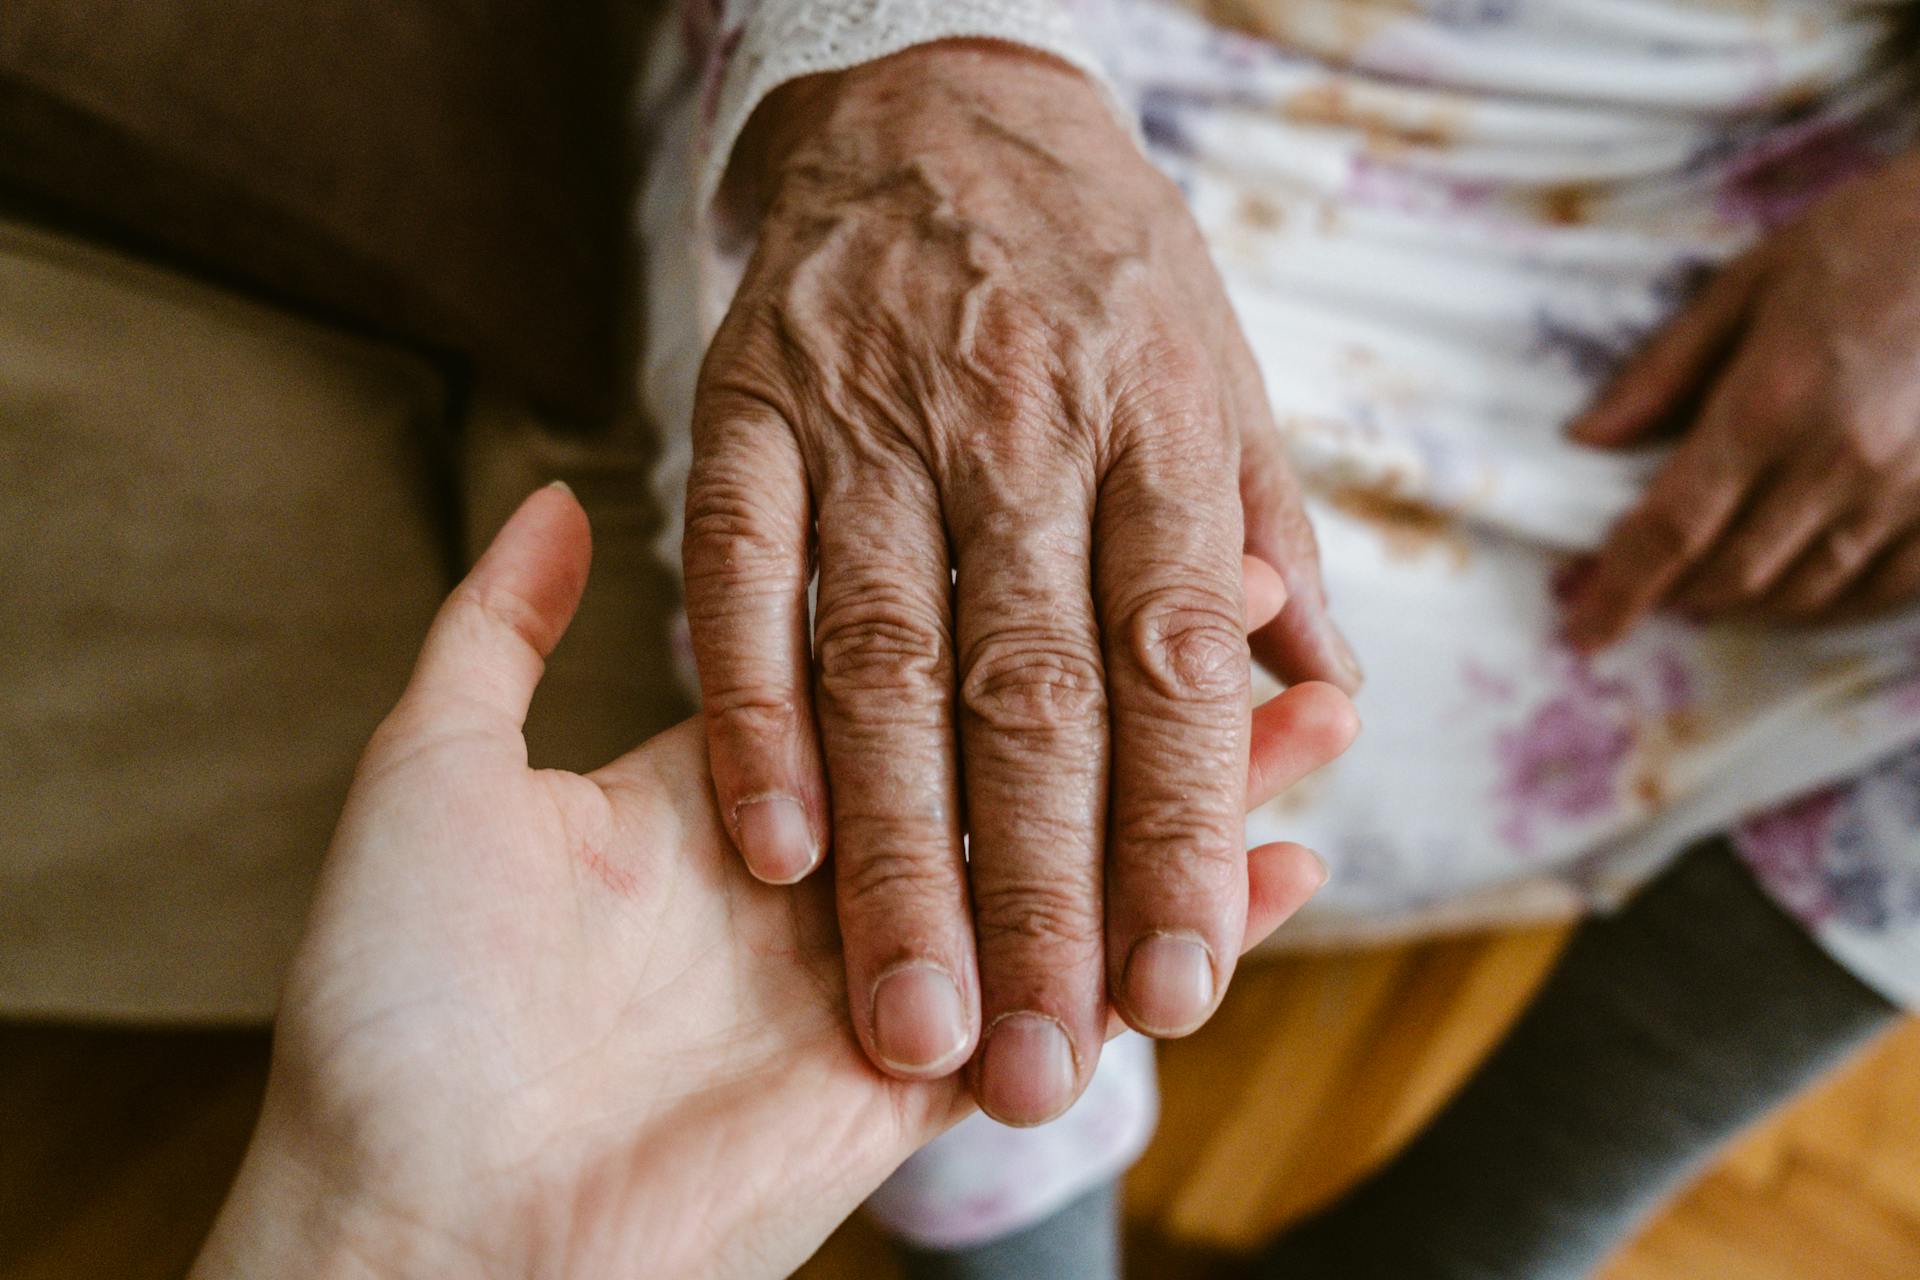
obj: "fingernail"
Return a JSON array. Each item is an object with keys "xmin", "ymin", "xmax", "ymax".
[
  {"xmin": 980, "ymin": 1013, "xmax": 1077, "ymax": 1126},
  {"xmin": 734, "ymin": 796, "xmax": 817, "ymax": 884},
  {"xmin": 544, "ymin": 479, "xmax": 574, "ymax": 496},
  {"xmin": 1122, "ymin": 933, "xmax": 1216, "ymax": 1036},
  {"xmin": 871, "ymin": 964, "xmax": 969, "ymax": 1074}
]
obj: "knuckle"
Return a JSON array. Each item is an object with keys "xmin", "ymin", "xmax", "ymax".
[
  {"xmin": 1112, "ymin": 810, "xmax": 1242, "ymax": 886},
  {"xmin": 683, "ymin": 478, "xmax": 761, "ymax": 548},
  {"xmin": 1112, "ymin": 338, "xmax": 1229, "ymax": 438},
  {"xmin": 972, "ymin": 875, "xmax": 1103, "ymax": 958},
  {"xmin": 683, "ymin": 477, "xmax": 802, "ymax": 586},
  {"xmin": 1124, "ymin": 587, "xmax": 1248, "ymax": 704},
  {"xmin": 815, "ymin": 588, "xmax": 951, "ymax": 700},
  {"xmin": 704, "ymin": 689, "xmax": 804, "ymax": 743},
  {"xmin": 450, "ymin": 580, "xmax": 547, "ymax": 655},
  {"xmin": 960, "ymin": 634, "xmax": 1106, "ymax": 736},
  {"xmin": 839, "ymin": 844, "xmax": 960, "ymax": 920},
  {"xmin": 1140, "ymin": 336, "xmax": 1215, "ymax": 395},
  {"xmin": 965, "ymin": 501, "xmax": 1078, "ymax": 553},
  {"xmin": 969, "ymin": 309, "xmax": 1058, "ymax": 397}
]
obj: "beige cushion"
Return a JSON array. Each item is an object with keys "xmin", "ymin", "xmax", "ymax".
[
  {"xmin": 0, "ymin": 218, "xmax": 448, "ymax": 1018},
  {"xmin": 0, "ymin": 217, "xmax": 688, "ymax": 1021}
]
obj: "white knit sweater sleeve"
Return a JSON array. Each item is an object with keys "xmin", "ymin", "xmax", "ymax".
[{"xmin": 692, "ymin": 0, "xmax": 1126, "ymax": 211}]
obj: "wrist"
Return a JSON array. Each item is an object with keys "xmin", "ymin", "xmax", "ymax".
[
  {"xmin": 725, "ymin": 38, "xmax": 1121, "ymax": 221},
  {"xmin": 191, "ymin": 1120, "xmax": 479, "ymax": 1280}
]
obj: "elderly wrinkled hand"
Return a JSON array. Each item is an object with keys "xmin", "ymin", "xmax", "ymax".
[
  {"xmin": 685, "ymin": 40, "xmax": 1359, "ymax": 1124},
  {"xmin": 189, "ymin": 485, "xmax": 1352, "ymax": 1280},
  {"xmin": 1567, "ymin": 147, "xmax": 1920, "ymax": 646}
]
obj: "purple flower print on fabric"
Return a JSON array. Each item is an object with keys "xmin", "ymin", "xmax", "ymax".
[
  {"xmin": 1531, "ymin": 257, "xmax": 1716, "ymax": 392},
  {"xmin": 1495, "ymin": 659, "xmax": 1638, "ymax": 851},
  {"xmin": 1884, "ymin": 640, "xmax": 1920, "ymax": 716},
  {"xmin": 1139, "ymin": 87, "xmax": 1200, "ymax": 156},
  {"xmin": 1342, "ymin": 154, "xmax": 1500, "ymax": 219},
  {"xmin": 1529, "ymin": 306, "xmax": 1652, "ymax": 386},
  {"xmin": 1653, "ymin": 648, "xmax": 1695, "ymax": 716},
  {"xmin": 1741, "ymin": 745, "xmax": 1920, "ymax": 931},
  {"xmin": 1460, "ymin": 656, "xmax": 1520, "ymax": 705},
  {"xmin": 1738, "ymin": 786, "xmax": 1849, "ymax": 924},
  {"xmin": 1426, "ymin": 0, "xmax": 1521, "ymax": 28},
  {"xmin": 1830, "ymin": 751, "xmax": 1920, "ymax": 928},
  {"xmin": 1892, "ymin": 675, "xmax": 1920, "ymax": 718}
]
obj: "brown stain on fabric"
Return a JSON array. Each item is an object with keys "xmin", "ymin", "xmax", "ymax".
[
  {"xmin": 1538, "ymin": 184, "xmax": 1599, "ymax": 227},
  {"xmin": 1282, "ymin": 80, "xmax": 1463, "ymax": 156},
  {"xmin": 1190, "ymin": 0, "xmax": 1424, "ymax": 55},
  {"xmin": 1630, "ymin": 709, "xmax": 1708, "ymax": 812},
  {"xmin": 1239, "ymin": 193, "xmax": 1291, "ymax": 231},
  {"xmin": 1328, "ymin": 485, "xmax": 1471, "ymax": 570}
]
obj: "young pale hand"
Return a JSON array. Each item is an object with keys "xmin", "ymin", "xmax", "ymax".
[
  {"xmin": 191, "ymin": 485, "xmax": 1355, "ymax": 1280},
  {"xmin": 1567, "ymin": 147, "xmax": 1920, "ymax": 646},
  {"xmin": 688, "ymin": 37, "xmax": 1359, "ymax": 1128}
]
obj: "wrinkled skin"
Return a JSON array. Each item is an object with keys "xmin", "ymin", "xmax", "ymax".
[
  {"xmin": 686, "ymin": 41, "xmax": 1359, "ymax": 1125},
  {"xmin": 191, "ymin": 486, "xmax": 1355, "ymax": 1280},
  {"xmin": 1568, "ymin": 147, "xmax": 1920, "ymax": 644}
]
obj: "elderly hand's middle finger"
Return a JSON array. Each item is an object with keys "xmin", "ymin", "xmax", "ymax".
[{"xmin": 951, "ymin": 480, "xmax": 1111, "ymax": 1127}]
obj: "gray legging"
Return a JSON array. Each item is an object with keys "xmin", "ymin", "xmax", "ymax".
[{"xmin": 905, "ymin": 840, "xmax": 1897, "ymax": 1280}]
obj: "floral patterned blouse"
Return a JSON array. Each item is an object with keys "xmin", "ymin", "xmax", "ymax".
[{"xmin": 641, "ymin": 0, "xmax": 1920, "ymax": 1249}]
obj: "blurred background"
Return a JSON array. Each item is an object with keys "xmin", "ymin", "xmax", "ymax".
[{"xmin": 1, "ymin": 2, "xmax": 1915, "ymax": 1277}]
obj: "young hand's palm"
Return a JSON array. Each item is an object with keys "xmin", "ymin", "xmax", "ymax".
[{"xmin": 286, "ymin": 729, "xmax": 953, "ymax": 1277}]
